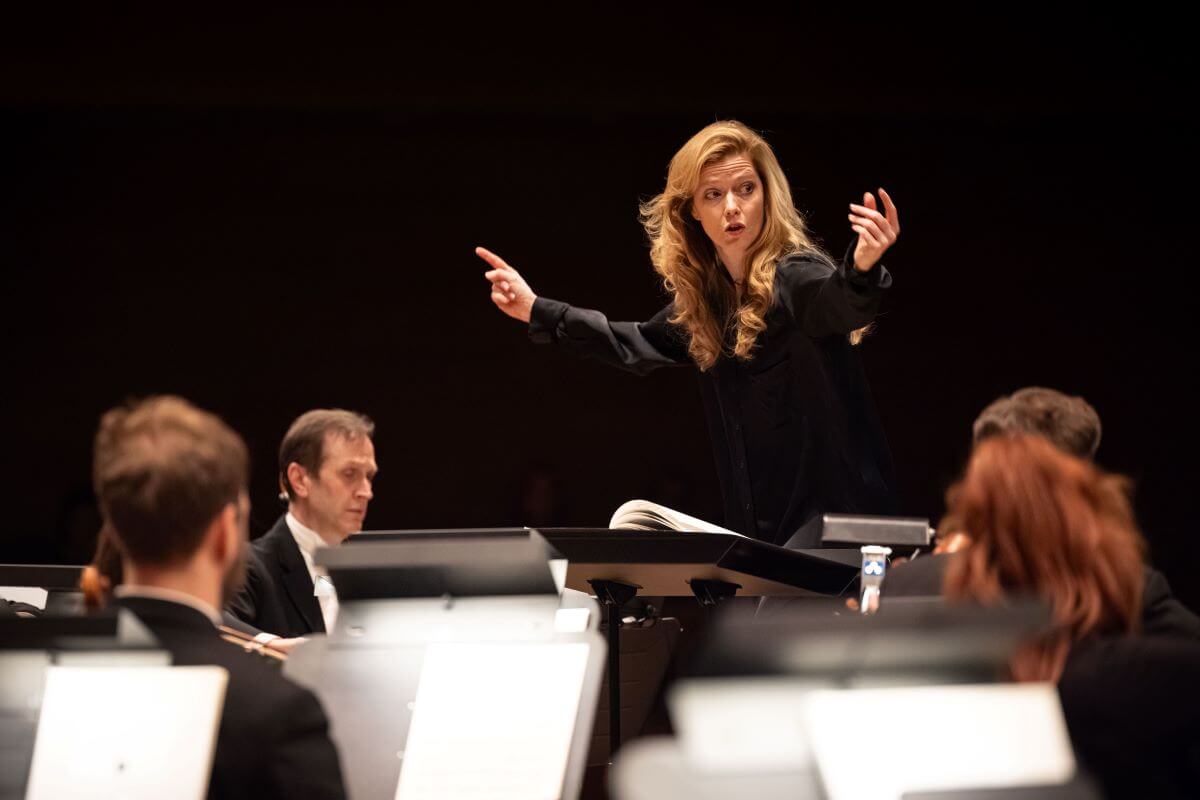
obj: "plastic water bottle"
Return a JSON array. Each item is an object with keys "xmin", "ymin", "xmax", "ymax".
[{"xmin": 859, "ymin": 545, "xmax": 892, "ymax": 615}]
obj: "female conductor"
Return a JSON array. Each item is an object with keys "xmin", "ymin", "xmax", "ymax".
[{"xmin": 477, "ymin": 120, "xmax": 900, "ymax": 548}]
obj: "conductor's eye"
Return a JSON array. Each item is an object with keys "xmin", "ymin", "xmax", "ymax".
[{"xmin": 703, "ymin": 189, "xmax": 721, "ymax": 201}]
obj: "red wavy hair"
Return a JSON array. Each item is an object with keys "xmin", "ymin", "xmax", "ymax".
[
  {"xmin": 79, "ymin": 524, "xmax": 123, "ymax": 611},
  {"xmin": 943, "ymin": 434, "xmax": 1144, "ymax": 681}
]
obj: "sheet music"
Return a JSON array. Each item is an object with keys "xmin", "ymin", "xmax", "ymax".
[
  {"xmin": 609, "ymin": 499, "xmax": 746, "ymax": 536},
  {"xmin": 672, "ymin": 678, "xmax": 820, "ymax": 772},
  {"xmin": 803, "ymin": 683, "xmax": 1075, "ymax": 800},
  {"xmin": 395, "ymin": 642, "xmax": 590, "ymax": 800},
  {"xmin": 548, "ymin": 558, "xmax": 568, "ymax": 593},
  {"xmin": 0, "ymin": 586, "xmax": 48, "ymax": 609},
  {"xmin": 26, "ymin": 666, "xmax": 227, "ymax": 800}
]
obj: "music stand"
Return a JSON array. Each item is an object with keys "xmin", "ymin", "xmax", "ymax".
[
  {"xmin": 533, "ymin": 527, "xmax": 860, "ymax": 756},
  {"xmin": 611, "ymin": 600, "xmax": 1091, "ymax": 800},
  {"xmin": 0, "ymin": 611, "xmax": 170, "ymax": 800},
  {"xmin": 25, "ymin": 666, "xmax": 227, "ymax": 800},
  {"xmin": 0, "ymin": 564, "xmax": 87, "ymax": 615},
  {"xmin": 687, "ymin": 599, "xmax": 1052, "ymax": 682},
  {"xmin": 287, "ymin": 531, "xmax": 605, "ymax": 800}
]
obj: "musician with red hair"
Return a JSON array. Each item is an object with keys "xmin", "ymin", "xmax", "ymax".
[
  {"xmin": 940, "ymin": 435, "xmax": 1200, "ymax": 797},
  {"xmin": 940, "ymin": 434, "xmax": 1145, "ymax": 681}
]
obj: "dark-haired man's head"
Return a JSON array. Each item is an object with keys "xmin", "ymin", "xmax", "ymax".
[
  {"xmin": 279, "ymin": 410, "xmax": 377, "ymax": 546},
  {"xmin": 93, "ymin": 396, "xmax": 251, "ymax": 607},
  {"xmin": 933, "ymin": 387, "xmax": 1103, "ymax": 555},
  {"xmin": 972, "ymin": 387, "xmax": 1101, "ymax": 460}
]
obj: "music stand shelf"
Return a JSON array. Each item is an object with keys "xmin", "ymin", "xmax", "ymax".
[
  {"xmin": 533, "ymin": 528, "xmax": 859, "ymax": 598},
  {"xmin": 0, "ymin": 565, "xmax": 86, "ymax": 590}
]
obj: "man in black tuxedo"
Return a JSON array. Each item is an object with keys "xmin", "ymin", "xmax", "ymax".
[
  {"xmin": 228, "ymin": 409, "xmax": 377, "ymax": 638},
  {"xmin": 94, "ymin": 395, "xmax": 347, "ymax": 800},
  {"xmin": 883, "ymin": 387, "xmax": 1199, "ymax": 639}
]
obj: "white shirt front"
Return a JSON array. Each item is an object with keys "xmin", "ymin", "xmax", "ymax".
[{"xmin": 285, "ymin": 512, "xmax": 340, "ymax": 633}]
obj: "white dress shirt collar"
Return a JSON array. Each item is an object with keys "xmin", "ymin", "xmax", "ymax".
[
  {"xmin": 284, "ymin": 511, "xmax": 340, "ymax": 632},
  {"xmin": 285, "ymin": 511, "xmax": 329, "ymax": 564}
]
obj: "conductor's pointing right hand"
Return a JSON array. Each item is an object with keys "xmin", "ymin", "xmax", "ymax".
[{"xmin": 477, "ymin": 246, "xmax": 537, "ymax": 323}]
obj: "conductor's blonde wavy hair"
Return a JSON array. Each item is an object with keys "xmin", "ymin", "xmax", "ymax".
[{"xmin": 640, "ymin": 120, "xmax": 861, "ymax": 371}]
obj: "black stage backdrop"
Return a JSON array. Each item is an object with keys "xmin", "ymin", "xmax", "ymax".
[{"xmin": 2, "ymin": 9, "xmax": 1197, "ymax": 607}]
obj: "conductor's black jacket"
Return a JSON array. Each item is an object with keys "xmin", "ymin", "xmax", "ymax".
[{"xmin": 529, "ymin": 250, "xmax": 898, "ymax": 547}]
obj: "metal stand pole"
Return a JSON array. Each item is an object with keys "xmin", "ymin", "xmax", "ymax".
[{"xmin": 587, "ymin": 579, "xmax": 639, "ymax": 759}]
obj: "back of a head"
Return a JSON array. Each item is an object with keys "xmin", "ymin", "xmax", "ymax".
[
  {"xmin": 943, "ymin": 434, "xmax": 1144, "ymax": 681},
  {"xmin": 93, "ymin": 396, "xmax": 248, "ymax": 567},
  {"xmin": 972, "ymin": 387, "xmax": 1102, "ymax": 460}
]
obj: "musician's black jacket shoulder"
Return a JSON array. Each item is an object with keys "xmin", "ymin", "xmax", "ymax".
[
  {"xmin": 227, "ymin": 514, "xmax": 325, "ymax": 638},
  {"xmin": 115, "ymin": 595, "xmax": 347, "ymax": 800}
]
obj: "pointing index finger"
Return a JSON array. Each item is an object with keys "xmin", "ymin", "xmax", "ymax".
[{"xmin": 475, "ymin": 246, "xmax": 511, "ymax": 271}]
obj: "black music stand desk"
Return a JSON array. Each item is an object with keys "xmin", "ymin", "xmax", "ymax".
[{"xmin": 534, "ymin": 528, "xmax": 860, "ymax": 757}]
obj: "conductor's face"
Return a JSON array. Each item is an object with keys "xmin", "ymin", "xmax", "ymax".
[{"xmin": 691, "ymin": 154, "xmax": 764, "ymax": 265}]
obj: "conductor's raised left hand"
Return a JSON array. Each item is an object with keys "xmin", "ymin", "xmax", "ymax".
[{"xmin": 848, "ymin": 188, "xmax": 900, "ymax": 272}]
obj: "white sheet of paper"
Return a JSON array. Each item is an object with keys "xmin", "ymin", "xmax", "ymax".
[
  {"xmin": 548, "ymin": 559, "xmax": 568, "ymax": 593},
  {"xmin": 0, "ymin": 586, "xmax": 49, "ymax": 609},
  {"xmin": 395, "ymin": 642, "xmax": 590, "ymax": 800},
  {"xmin": 672, "ymin": 677, "xmax": 823, "ymax": 773},
  {"xmin": 803, "ymin": 683, "xmax": 1076, "ymax": 800},
  {"xmin": 25, "ymin": 665, "xmax": 228, "ymax": 800},
  {"xmin": 553, "ymin": 607, "xmax": 590, "ymax": 633}
]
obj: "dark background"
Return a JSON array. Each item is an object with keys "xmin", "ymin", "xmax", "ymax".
[{"xmin": 2, "ymin": 8, "xmax": 1197, "ymax": 607}]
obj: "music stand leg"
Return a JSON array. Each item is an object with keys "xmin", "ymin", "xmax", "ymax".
[{"xmin": 587, "ymin": 579, "xmax": 639, "ymax": 760}]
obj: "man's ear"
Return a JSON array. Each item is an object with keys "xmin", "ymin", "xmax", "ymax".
[{"xmin": 286, "ymin": 462, "xmax": 311, "ymax": 499}]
